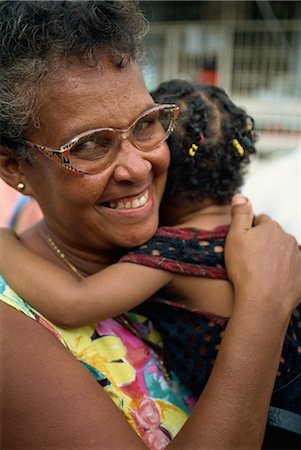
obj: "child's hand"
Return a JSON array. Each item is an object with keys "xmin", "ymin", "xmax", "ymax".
[{"xmin": 0, "ymin": 227, "xmax": 19, "ymax": 240}]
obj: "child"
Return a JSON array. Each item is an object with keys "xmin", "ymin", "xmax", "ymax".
[{"xmin": 1, "ymin": 81, "xmax": 300, "ymax": 416}]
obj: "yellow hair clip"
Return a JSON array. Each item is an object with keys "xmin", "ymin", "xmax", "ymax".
[
  {"xmin": 188, "ymin": 143, "xmax": 198, "ymax": 157},
  {"xmin": 232, "ymin": 139, "xmax": 244, "ymax": 156}
]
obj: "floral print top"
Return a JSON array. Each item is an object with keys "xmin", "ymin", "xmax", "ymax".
[{"xmin": 0, "ymin": 275, "xmax": 195, "ymax": 450}]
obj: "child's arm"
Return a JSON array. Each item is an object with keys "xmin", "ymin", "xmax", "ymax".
[{"xmin": 0, "ymin": 228, "xmax": 172, "ymax": 328}]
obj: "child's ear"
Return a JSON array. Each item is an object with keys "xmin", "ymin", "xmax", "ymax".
[{"xmin": 0, "ymin": 144, "xmax": 34, "ymax": 196}]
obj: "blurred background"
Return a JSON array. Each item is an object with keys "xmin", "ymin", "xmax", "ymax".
[
  {"xmin": 140, "ymin": 0, "xmax": 301, "ymax": 240},
  {"xmin": 1, "ymin": 0, "xmax": 300, "ymax": 240}
]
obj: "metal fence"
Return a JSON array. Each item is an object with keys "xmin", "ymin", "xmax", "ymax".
[{"xmin": 143, "ymin": 20, "xmax": 301, "ymax": 153}]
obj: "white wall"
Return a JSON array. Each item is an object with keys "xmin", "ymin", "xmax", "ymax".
[{"xmin": 243, "ymin": 146, "xmax": 301, "ymax": 242}]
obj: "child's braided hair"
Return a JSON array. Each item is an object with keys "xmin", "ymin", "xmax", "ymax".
[{"xmin": 151, "ymin": 79, "xmax": 257, "ymax": 205}]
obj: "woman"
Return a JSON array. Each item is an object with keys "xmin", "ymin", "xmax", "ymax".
[{"xmin": 0, "ymin": 2, "xmax": 300, "ymax": 449}]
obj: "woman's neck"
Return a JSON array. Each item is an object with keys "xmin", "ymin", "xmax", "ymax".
[{"xmin": 19, "ymin": 220, "xmax": 124, "ymax": 276}]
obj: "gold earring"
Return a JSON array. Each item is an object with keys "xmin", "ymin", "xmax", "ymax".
[{"xmin": 17, "ymin": 182, "xmax": 25, "ymax": 191}]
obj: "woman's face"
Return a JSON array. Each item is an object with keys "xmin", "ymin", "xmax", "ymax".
[{"xmin": 20, "ymin": 59, "xmax": 170, "ymax": 252}]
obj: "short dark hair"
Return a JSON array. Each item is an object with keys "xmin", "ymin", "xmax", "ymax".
[
  {"xmin": 151, "ymin": 79, "xmax": 257, "ymax": 205},
  {"xmin": 0, "ymin": 1, "xmax": 147, "ymax": 159}
]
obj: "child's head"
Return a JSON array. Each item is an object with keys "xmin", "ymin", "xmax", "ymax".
[{"xmin": 151, "ymin": 79, "xmax": 257, "ymax": 213}]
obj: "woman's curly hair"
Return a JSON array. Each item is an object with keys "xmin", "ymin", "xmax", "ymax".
[
  {"xmin": 152, "ymin": 79, "xmax": 257, "ymax": 205},
  {"xmin": 0, "ymin": 1, "xmax": 147, "ymax": 159}
]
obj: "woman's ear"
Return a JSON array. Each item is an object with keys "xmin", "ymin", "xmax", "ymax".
[{"xmin": 0, "ymin": 144, "xmax": 34, "ymax": 196}]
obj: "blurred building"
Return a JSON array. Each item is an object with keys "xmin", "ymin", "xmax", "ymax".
[{"xmin": 141, "ymin": 1, "xmax": 301, "ymax": 154}]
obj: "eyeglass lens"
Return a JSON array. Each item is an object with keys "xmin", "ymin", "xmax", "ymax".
[{"xmin": 68, "ymin": 107, "xmax": 175, "ymax": 173}]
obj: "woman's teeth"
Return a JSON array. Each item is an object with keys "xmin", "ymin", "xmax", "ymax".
[{"xmin": 108, "ymin": 191, "xmax": 148, "ymax": 209}]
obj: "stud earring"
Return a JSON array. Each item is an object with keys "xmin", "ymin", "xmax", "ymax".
[{"xmin": 17, "ymin": 182, "xmax": 25, "ymax": 191}]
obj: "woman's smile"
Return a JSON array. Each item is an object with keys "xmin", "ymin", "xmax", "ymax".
[
  {"xmin": 100, "ymin": 188, "xmax": 149, "ymax": 210},
  {"xmin": 94, "ymin": 187, "xmax": 154, "ymax": 221}
]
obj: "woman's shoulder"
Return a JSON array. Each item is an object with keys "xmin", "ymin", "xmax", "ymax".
[
  {"xmin": 0, "ymin": 276, "xmax": 193, "ymax": 447},
  {"xmin": 0, "ymin": 298, "xmax": 143, "ymax": 449}
]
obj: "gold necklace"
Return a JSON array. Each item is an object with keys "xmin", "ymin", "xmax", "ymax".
[{"xmin": 46, "ymin": 235, "xmax": 85, "ymax": 280}]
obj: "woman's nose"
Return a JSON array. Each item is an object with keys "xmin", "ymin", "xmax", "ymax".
[{"xmin": 112, "ymin": 140, "xmax": 152, "ymax": 183}]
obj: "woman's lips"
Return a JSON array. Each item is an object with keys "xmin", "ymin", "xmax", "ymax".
[{"xmin": 100, "ymin": 189, "xmax": 149, "ymax": 210}]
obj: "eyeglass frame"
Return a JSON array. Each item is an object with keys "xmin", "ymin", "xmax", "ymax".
[{"xmin": 19, "ymin": 103, "xmax": 180, "ymax": 175}]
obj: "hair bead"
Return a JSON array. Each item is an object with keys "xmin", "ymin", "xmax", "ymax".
[
  {"xmin": 232, "ymin": 139, "xmax": 244, "ymax": 156},
  {"xmin": 188, "ymin": 143, "xmax": 199, "ymax": 157}
]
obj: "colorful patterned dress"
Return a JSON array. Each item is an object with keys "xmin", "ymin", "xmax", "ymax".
[{"xmin": 0, "ymin": 275, "xmax": 196, "ymax": 450}]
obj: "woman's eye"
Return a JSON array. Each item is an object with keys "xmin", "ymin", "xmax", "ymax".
[
  {"xmin": 72, "ymin": 140, "xmax": 106, "ymax": 160},
  {"xmin": 135, "ymin": 117, "xmax": 157, "ymax": 135},
  {"xmin": 71, "ymin": 133, "xmax": 113, "ymax": 160}
]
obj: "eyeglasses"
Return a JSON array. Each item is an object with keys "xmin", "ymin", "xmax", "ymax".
[{"xmin": 21, "ymin": 104, "xmax": 179, "ymax": 174}]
